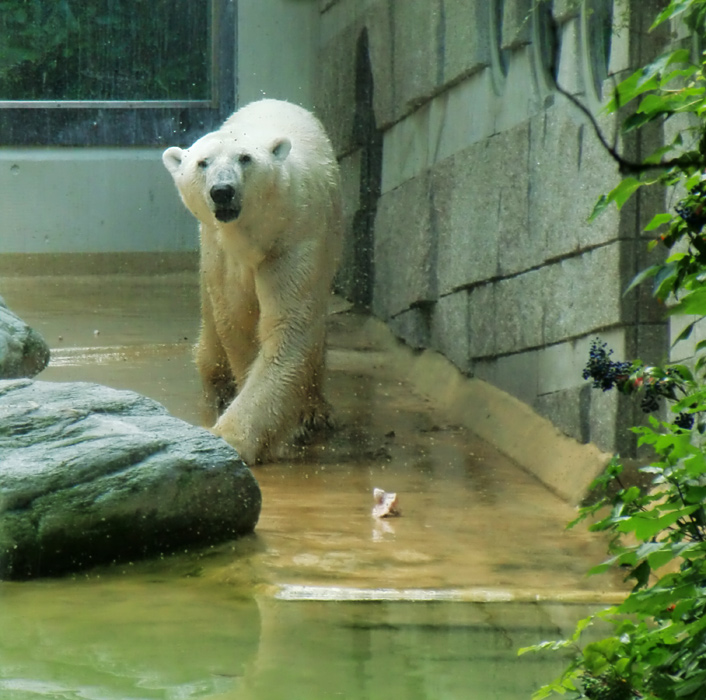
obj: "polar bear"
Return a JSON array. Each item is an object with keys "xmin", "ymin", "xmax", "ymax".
[{"xmin": 162, "ymin": 99, "xmax": 343, "ymax": 464}]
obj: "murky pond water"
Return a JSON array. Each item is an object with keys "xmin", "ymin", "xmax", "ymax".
[
  {"xmin": 1, "ymin": 274, "xmax": 624, "ymax": 699},
  {"xmin": 1, "ymin": 569, "xmax": 603, "ymax": 700}
]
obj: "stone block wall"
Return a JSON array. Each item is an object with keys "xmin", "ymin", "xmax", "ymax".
[{"xmin": 316, "ymin": 0, "xmax": 670, "ymax": 456}]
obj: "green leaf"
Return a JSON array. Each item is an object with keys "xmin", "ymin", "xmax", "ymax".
[
  {"xmin": 606, "ymin": 48, "xmax": 693, "ymax": 113},
  {"xmin": 621, "ymin": 110, "xmax": 654, "ymax": 133},
  {"xmin": 637, "ymin": 88, "xmax": 706, "ymax": 118},
  {"xmin": 589, "ymin": 178, "xmax": 644, "ymax": 222},
  {"xmin": 672, "ymin": 320, "xmax": 696, "ymax": 346},
  {"xmin": 612, "ymin": 177, "xmax": 643, "ymax": 208},
  {"xmin": 644, "ymin": 213, "xmax": 673, "ymax": 231},
  {"xmin": 651, "ymin": 1, "xmax": 701, "ymax": 30},
  {"xmin": 583, "ymin": 638, "xmax": 622, "ymax": 673},
  {"xmin": 627, "ymin": 560, "xmax": 652, "ymax": 590},
  {"xmin": 624, "ymin": 264, "xmax": 661, "ymax": 295},
  {"xmin": 570, "ymin": 615, "xmax": 595, "ymax": 643},
  {"xmin": 669, "ymin": 363, "xmax": 695, "ymax": 382},
  {"xmin": 668, "ymin": 287, "xmax": 706, "ymax": 316},
  {"xmin": 653, "ymin": 262, "xmax": 679, "ymax": 299},
  {"xmin": 518, "ymin": 638, "xmax": 574, "ymax": 655},
  {"xmin": 589, "ymin": 194, "xmax": 610, "ymax": 222},
  {"xmin": 617, "ymin": 506, "xmax": 699, "ymax": 540},
  {"xmin": 647, "ymin": 547, "xmax": 677, "ymax": 570}
]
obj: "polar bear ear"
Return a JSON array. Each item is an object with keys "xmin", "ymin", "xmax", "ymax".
[
  {"xmin": 271, "ymin": 138, "xmax": 292, "ymax": 162},
  {"xmin": 162, "ymin": 147, "xmax": 184, "ymax": 174}
]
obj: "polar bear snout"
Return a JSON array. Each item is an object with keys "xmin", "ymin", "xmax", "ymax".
[
  {"xmin": 210, "ymin": 184, "xmax": 242, "ymax": 223},
  {"xmin": 210, "ymin": 183, "xmax": 235, "ymax": 205}
]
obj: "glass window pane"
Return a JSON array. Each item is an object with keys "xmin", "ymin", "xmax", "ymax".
[{"xmin": 0, "ymin": 0, "xmax": 211, "ymax": 101}]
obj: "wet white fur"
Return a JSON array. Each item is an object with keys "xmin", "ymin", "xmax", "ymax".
[{"xmin": 163, "ymin": 99, "xmax": 343, "ymax": 464}]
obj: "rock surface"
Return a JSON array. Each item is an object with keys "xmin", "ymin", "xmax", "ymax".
[
  {"xmin": 0, "ymin": 379, "xmax": 261, "ymax": 580},
  {"xmin": 0, "ymin": 295, "xmax": 50, "ymax": 378}
]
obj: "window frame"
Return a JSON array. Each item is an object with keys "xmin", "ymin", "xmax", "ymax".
[{"xmin": 0, "ymin": 0, "xmax": 236, "ymax": 147}]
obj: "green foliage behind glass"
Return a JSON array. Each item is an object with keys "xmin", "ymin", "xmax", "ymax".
[{"xmin": 0, "ymin": 0, "xmax": 210, "ymax": 101}]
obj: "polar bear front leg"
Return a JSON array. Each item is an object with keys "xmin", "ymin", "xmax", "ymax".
[
  {"xmin": 196, "ymin": 289, "xmax": 236, "ymax": 425},
  {"xmin": 212, "ymin": 247, "xmax": 329, "ymax": 464}
]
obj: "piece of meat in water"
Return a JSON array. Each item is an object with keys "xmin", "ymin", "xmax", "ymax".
[{"xmin": 372, "ymin": 488, "xmax": 401, "ymax": 518}]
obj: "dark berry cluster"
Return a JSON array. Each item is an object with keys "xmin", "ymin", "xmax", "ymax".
[
  {"xmin": 639, "ymin": 374, "xmax": 678, "ymax": 413},
  {"xmin": 675, "ymin": 202, "xmax": 706, "ymax": 229},
  {"xmin": 674, "ymin": 412, "xmax": 695, "ymax": 430},
  {"xmin": 640, "ymin": 387, "xmax": 661, "ymax": 413},
  {"xmin": 675, "ymin": 181, "xmax": 706, "ymax": 231},
  {"xmin": 583, "ymin": 340, "xmax": 632, "ymax": 392},
  {"xmin": 582, "ymin": 673, "xmax": 634, "ymax": 700}
]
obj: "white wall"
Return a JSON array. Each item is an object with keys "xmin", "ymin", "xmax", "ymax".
[
  {"xmin": 237, "ymin": 0, "xmax": 319, "ymax": 109},
  {"xmin": 0, "ymin": 149, "xmax": 195, "ymax": 254}
]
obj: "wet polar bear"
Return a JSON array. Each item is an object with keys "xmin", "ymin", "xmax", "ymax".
[{"xmin": 163, "ymin": 99, "xmax": 342, "ymax": 464}]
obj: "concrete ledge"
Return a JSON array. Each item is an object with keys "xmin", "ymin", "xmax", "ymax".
[
  {"xmin": 362, "ymin": 315, "xmax": 612, "ymax": 505},
  {"xmin": 0, "ymin": 252, "xmax": 199, "ymax": 276}
]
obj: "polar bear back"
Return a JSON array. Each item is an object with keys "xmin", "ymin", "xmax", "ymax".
[{"xmin": 222, "ymin": 99, "xmax": 338, "ymax": 184}]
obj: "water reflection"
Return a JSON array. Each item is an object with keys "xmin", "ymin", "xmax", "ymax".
[
  {"xmin": 0, "ymin": 570, "xmax": 603, "ymax": 700},
  {"xmin": 0, "ymin": 575, "xmax": 260, "ymax": 699}
]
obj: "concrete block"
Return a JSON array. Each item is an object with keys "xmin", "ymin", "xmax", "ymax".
[
  {"xmin": 441, "ymin": 0, "xmax": 491, "ymax": 85},
  {"xmin": 336, "ymin": 152, "xmax": 362, "ymax": 299},
  {"xmin": 553, "ymin": 0, "xmax": 581, "ymax": 24},
  {"xmin": 382, "ymin": 69, "xmax": 500, "ymax": 194},
  {"xmin": 427, "ymin": 70, "xmax": 497, "ymax": 165},
  {"xmin": 473, "ymin": 357, "xmax": 497, "ymax": 385},
  {"xmin": 534, "ymin": 385, "xmax": 591, "ymax": 444},
  {"xmin": 365, "ymin": 1, "xmax": 396, "ymax": 129},
  {"xmin": 501, "ymin": 0, "xmax": 533, "ymax": 50},
  {"xmin": 319, "ymin": 0, "xmax": 380, "ymax": 45},
  {"xmin": 588, "ymin": 388, "xmax": 636, "ymax": 456},
  {"xmin": 468, "ymin": 282, "xmax": 498, "ymax": 359},
  {"xmin": 573, "ymin": 112, "xmax": 623, "ymax": 252},
  {"xmin": 492, "ymin": 348, "xmax": 541, "ymax": 405},
  {"xmin": 431, "ymin": 291, "xmax": 471, "ymax": 373},
  {"xmin": 607, "ymin": 9, "xmax": 631, "ymax": 76},
  {"xmin": 495, "ymin": 269, "xmax": 545, "ymax": 354},
  {"xmin": 372, "ymin": 174, "xmax": 435, "ymax": 319},
  {"xmin": 528, "ymin": 107, "xmax": 620, "ymax": 265},
  {"xmin": 555, "ymin": 17, "xmax": 585, "ymax": 95},
  {"xmin": 543, "ymin": 244, "xmax": 622, "ymax": 344},
  {"xmin": 494, "ymin": 127, "xmax": 533, "ymax": 277},
  {"xmin": 432, "ymin": 142, "xmax": 499, "ymax": 294},
  {"xmin": 670, "ymin": 315, "xmax": 706, "ymax": 363},
  {"xmin": 339, "ymin": 151, "xmax": 362, "ymax": 225},
  {"xmin": 494, "ymin": 46, "xmax": 541, "ymax": 133},
  {"xmin": 392, "ymin": 0, "xmax": 440, "ymax": 114},
  {"xmin": 316, "ymin": 24, "xmax": 359, "ymax": 157},
  {"xmin": 387, "ymin": 306, "xmax": 432, "ymax": 350},
  {"xmin": 381, "ymin": 106, "xmax": 430, "ymax": 194},
  {"xmin": 634, "ymin": 322, "xmax": 670, "ymax": 367}
]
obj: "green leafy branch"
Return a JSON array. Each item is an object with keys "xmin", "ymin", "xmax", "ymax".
[{"xmin": 523, "ymin": 2, "xmax": 706, "ymax": 699}]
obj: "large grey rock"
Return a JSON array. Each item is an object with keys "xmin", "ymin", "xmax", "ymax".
[
  {"xmin": 0, "ymin": 379, "xmax": 261, "ymax": 580},
  {"xmin": 0, "ymin": 295, "xmax": 50, "ymax": 378}
]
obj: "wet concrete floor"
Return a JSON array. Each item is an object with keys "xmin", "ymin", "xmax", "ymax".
[{"xmin": 1, "ymin": 272, "xmax": 625, "ymax": 601}]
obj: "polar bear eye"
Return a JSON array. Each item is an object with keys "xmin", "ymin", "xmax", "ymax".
[
  {"xmin": 197, "ymin": 159, "xmax": 209, "ymax": 169},
  {"xmin": 238, "ymin": 154, "xmax": 252, "ymax": 165}
]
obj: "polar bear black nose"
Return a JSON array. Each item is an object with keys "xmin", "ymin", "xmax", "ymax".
[{"xmin": 210, "ymin": 184, "xmax": 235, "ymax": 206}]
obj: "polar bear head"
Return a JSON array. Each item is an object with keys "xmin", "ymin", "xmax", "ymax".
[{"xmin": 162, "ymin": 128, "xmax": 292, "ymax": 225}]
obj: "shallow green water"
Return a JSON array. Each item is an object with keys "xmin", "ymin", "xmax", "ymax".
[
  {"xmin": 0, "ymin": 564, "xmax": 593, "ymax": 700},
  {"xmin": 1, "ymin": 275, "xmax": 619, "ymax": 699}
]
